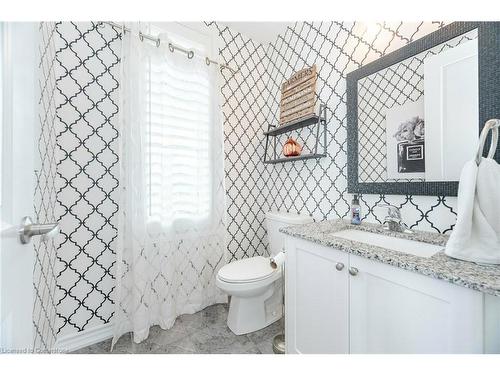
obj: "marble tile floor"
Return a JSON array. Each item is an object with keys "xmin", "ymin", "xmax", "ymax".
[{"xmin": 72, "ymin": 303, "xmax": 283, "ymax": 354}]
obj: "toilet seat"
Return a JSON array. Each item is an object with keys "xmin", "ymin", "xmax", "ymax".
[
  {"xmin": 216, "ymin": 211, "xmax": 312, "ymax": 335},
  {"xmin": 218, "ymin": 256, "xmax": 276, "ymax": 284}
]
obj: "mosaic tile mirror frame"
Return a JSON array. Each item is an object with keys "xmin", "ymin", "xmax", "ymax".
[{"xmin": 347, "ymin": 21, "xmax": 500, "ymax": 196}]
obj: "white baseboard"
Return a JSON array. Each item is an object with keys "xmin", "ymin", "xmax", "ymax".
[{"xmin": 56, "ymin": 323, "xmax": 114, "ymax": 353}]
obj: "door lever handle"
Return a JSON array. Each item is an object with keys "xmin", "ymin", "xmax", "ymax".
[{"xmin": 18, "ymin": 216, "xmax": 59, "ymax": 244}]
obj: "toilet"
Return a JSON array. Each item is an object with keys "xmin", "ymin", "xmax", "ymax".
[{"xmin": 216, "ymin": 211, "xmax": 313, "ymax": 335}]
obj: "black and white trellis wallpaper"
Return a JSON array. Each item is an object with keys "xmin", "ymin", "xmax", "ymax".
[
  {"xmin": 32, "ymin": 22, "xmax": 59, "ymax": 352},
  {"xmin": 207, "ymin": 22, "xmax": 271, "ymax": 261},
  {"xmin": 53, "ymin": 22, "xmax": 120, "ymax": 337},
  {"xmin": 263, "ymin": 22, "xmax": 457, "ymax": 233},
  {"xmin": 39, "ymin": 21, "xmax": 460, "ymax": 338},
  {"xmin": 209, "ymin": 21, "xmax": 458, "ymax": 263}
]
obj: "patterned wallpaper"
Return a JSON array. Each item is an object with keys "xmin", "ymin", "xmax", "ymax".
[
  {"xmin": 41, "ymin": 21, "xmax": 462, "ymax": 338},
  {"xmin": 210, "ymin": 21, "xmax": 459, "ymax": 263},
  {"xmin": 207, "ymin": 22, "xmax": 271, "ymax": 261},
  {"xmin": 53, "ymin": 22, "xmax": 120, "ymax": 336},
  {"xmin": 263, "ymin": 22, "xmax": 458, "ymax": 233}
]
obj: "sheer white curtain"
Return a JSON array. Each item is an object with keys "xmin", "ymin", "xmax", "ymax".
[{"xmin": 112, "ymin": 24, "xmax": 226, "ymax": 346}]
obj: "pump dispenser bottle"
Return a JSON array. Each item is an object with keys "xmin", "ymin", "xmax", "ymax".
[{"xmin": 351, "ymin": 194, "xmax": 361, "ymax": 225}]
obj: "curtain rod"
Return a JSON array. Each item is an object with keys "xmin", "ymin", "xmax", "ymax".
[{"xmin": 99, "ymin": 21, "xmax": 237, "ymax": 74}]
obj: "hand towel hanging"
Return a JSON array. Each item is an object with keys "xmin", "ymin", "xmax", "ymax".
[{"xmin": 445, "ymin": 119, "xmax": 500, "ymax": 265}]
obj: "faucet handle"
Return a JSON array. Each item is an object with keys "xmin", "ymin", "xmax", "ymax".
[
  {"xmin": 376, "ymin": 204, "xmax": 412, "ymax": 233},
  {"xmin": 376, "ymin": 204, "xmax": 402, "ymax": 219}
]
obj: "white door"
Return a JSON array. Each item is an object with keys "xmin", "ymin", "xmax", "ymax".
[
  {"xmin": 0, "ymin": 23, "xmax": 38, "ymax": 351},
  {"xmin": 285, "ymin": 237, "xmax": 349, "ymax": 354},
  {"xmin": 349, "ymin": 254, "xmax": 484, "ymax": 354},
  {"xmin": 424, "ymin": 37, "xmax": 479, "ymax": 181}
]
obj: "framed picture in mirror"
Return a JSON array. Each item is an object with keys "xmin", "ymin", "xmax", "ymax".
[{"xmin": 347, "ymin": 22, "xmax": 500, "ymax": 196}]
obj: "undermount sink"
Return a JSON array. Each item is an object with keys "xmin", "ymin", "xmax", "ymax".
[{"xmin": 331, "ymin": 229, "xmax": 443, "ymax": 258}]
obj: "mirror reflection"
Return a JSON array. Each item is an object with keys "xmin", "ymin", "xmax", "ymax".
[{"xmin": 357, "ymin": 29, "xmax": 478, "ymax": 183}]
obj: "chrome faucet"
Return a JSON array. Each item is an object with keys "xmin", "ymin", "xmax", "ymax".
[{"xmin": 377, "ymin": 204, "xmax": 412, "ymax": 233}]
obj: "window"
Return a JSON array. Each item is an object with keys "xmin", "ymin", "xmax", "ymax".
[{"xmin": 145, "ymin": 24, "xmax": 216, "ymax": 224}]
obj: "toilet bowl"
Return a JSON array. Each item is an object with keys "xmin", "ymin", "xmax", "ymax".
[{"xmin": 216, "ymin": 211, "xmax": 313, "ymax": 335}]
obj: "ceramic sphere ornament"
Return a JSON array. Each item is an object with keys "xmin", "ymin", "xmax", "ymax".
[{"xmin": 283, "ymin": 138, "xmax": 302, "ymax": 157}]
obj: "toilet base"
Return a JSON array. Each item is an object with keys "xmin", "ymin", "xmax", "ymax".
[{"xmin": 226, "ymin": 279, "xmax": 282, "ymax": 335}]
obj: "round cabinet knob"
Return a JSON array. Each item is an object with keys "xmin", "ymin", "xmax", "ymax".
[
  {"xmin": 335, "ymin": 262, "xmax": 344, "ymax": 271},
  {"xmin": 349, "ymin": 267, "xmax": 359, "ymax": 276}
]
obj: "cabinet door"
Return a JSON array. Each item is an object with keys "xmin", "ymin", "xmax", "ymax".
[
  {"xmin": 285, "ymin": 237, "xmax": 349, "ymax": 354},
  {"xmin": 349, "ymin": 255, "xmax": 484, "ymax": 354}
]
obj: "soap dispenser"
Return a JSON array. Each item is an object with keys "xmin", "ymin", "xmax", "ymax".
[{"xmin": 351, "ymin": 194, "xmax": 361, "ymax": 225}]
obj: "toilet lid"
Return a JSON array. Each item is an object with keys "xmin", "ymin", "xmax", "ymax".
[{"xmin": 218, "ymin": 256, "xmax": 276, "ymax": 283}]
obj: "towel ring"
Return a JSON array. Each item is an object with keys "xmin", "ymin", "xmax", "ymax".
[{"xmin": 476, "ymin": 119, "xmax": 500, "ymax": 165}]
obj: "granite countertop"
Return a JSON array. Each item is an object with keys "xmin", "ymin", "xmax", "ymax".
[{"xmin": 281, "ymin": 219, "xmax": 500, "ymax": 297}]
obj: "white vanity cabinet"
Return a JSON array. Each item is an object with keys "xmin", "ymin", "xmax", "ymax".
[
  {"xmin": 285, "ymin": 237, "xmax": 349, "ymax": 354},
  {"xmin": 285, "ymin": 236, "xmax": 494, "ymax": 354},
  {"xmin": 349, "ymin": 254, "xmax": 483, "ymax": 353}
]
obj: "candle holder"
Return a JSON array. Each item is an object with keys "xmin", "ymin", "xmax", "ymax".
[{"xmin": 283, "ymin": 138, "xmax": 302, "ymax": 157}]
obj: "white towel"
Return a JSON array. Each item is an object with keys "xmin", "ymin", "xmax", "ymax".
[{"xmin": 445, "ymin": 158, "xmax": 500, "ymax": 264}]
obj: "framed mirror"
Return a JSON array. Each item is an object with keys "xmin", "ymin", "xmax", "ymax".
[{"xmin": 347, "ymin": 22, "xmax": 499, "ymax": 196}]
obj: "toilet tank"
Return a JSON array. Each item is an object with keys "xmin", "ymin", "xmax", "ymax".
[{"xmin": 265, "ymin": 211, "xmax": 313, "ymax": 256}]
